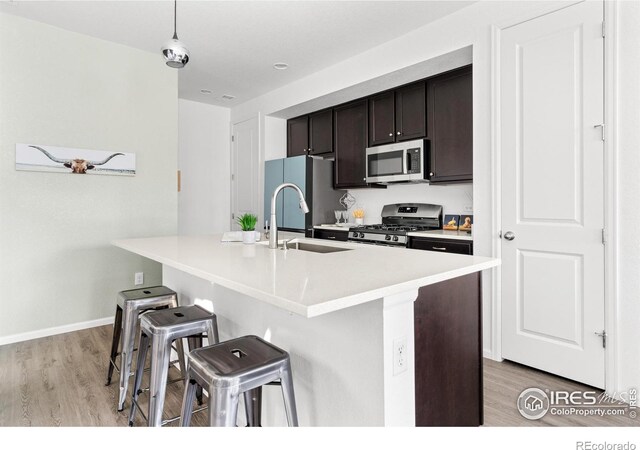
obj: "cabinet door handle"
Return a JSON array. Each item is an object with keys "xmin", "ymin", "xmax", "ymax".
[
  {"xmin": 429, "ymin": 172, "xmax": 434, "ymax": 177},
  {"xmin": 432, "ymin": 247, "xmax": 447, "ymax": 251},
  {"xmin": 388, "ymin": 133, "xmax": 393, "ymax": 137},
  {"xmin": 308, "ymin": 148, "xmax": 313, "ymax": 153},
  {"xmin": 396, "ymin": 131, "xmax": 401, "ymax": 136},
  {"xmin": 327, "ymin": 236, "xmax": 336, "ymax": 240}
]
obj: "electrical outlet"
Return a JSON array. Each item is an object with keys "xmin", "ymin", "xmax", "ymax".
[
  {"xmin": 134, "ymin": 272, "xmax": 144, "ymax": 286},
  {"xmin": 393, "ymin": 337, "xmax": 408, "ymax": 376}
]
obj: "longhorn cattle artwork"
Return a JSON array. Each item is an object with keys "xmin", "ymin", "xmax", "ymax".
[{"xmin": 16, "ymin": 143, "xmax": 135, "ymax": 176}]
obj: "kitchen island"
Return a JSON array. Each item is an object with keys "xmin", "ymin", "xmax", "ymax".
[{"xmin": 113, "ymin": 234, "xmax": 499, "ymax": 426}]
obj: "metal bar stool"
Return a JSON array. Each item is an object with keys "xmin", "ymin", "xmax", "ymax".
[
  {"xmin": 128, "ymin": 305, "xmax": 220, "ymax": 427},
  {"xmin": 105, "ymin": 286, "xmax": 185, "ymax": 411},
  {"xmin": 180, "ymin": 335, "xmax": 298, "ymax": 427}
]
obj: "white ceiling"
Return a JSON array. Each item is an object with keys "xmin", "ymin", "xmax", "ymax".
[{"xmin": 0, "ymin": 1, "xmax": 475, "ymax": 107}]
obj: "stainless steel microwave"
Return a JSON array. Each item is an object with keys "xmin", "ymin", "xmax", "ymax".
[{"xmin": 365, "ymin": 139, "xmax": 427, "ymax": 183}]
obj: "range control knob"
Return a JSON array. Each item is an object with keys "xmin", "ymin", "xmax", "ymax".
[
  {"xmin": 392, "ymin": 236, "xmax": 399, "ymax": 242},
  {"xmin": 385, "ymin": 235, "xmax": 391, "ymax": 241},
  {"xmin": 352, "ymin": 232, "xmax": 359, "ymax": 238},
  {"xmin": 359, "ymin": 232, "xmax": 365, "ymax": 238}
]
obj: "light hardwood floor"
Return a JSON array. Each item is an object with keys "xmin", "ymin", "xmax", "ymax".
[{"xmin": 0, "ymin": 325, "xmax": 637, "ymax": 427}]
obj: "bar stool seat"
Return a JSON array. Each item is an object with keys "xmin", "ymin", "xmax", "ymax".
[
  {"xmin": 106, "ymin": 286, "xmax": 184, "ymax": 411},
  {"xmin": 128, "ymin": 305, "xmax": 219, "ymax": 427},
  {"xmin": 180, "ymin": 335, "xmax": 298, "ymax": 427}
]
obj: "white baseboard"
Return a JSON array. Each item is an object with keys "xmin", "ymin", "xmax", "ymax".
[
  {"xmin": 483, "ymin": 348, "xmax": 494, "ymax": 360},
  {"xmin": 0, "ymin": 316, "xmax": 113, "ymax": 346}
]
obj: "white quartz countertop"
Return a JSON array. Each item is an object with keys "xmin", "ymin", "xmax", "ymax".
[
  {"xmin": 113, "ymin": 235, "xmax": 499, "ymax": 318},
  {"xmin": 407, "ymin": 229, "xmax": 473, "ymax": 241}
]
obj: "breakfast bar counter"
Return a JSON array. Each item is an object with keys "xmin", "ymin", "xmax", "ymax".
[{"xmin": 113, "ymin": 234, "xmax": 499, "ymax": 426}]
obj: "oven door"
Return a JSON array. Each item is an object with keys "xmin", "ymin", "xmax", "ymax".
[{"xmin": 365, "ymin": 140, "xmax": 425, "ymax": 183}]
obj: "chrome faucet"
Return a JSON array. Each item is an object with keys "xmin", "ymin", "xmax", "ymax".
[{"xmin": 269, "ymin": 183, "xmax": 309, "ymax": 249}]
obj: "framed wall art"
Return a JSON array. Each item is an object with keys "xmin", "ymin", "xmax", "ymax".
[{"xmin": 16, "ymin": 143, "xmax": 135, "ymax": 176}]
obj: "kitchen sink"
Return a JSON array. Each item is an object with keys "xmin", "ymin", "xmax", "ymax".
[{"xmin": 285, "ymin": 241, "xmax": 352, "ymax": 254}]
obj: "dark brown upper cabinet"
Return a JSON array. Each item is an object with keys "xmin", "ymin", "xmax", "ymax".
[
  {"xmin": 368, "ymin": 82, "xmax": 426, "ymax": 147},
  {"xmin": 395, "ymin": 82, "xmax": 427, "ymax": 141},
  {"xmin": 334, "ymin": 99, "xmax": 369, "ymax": 189},
  {"xmin": 287, "ymin": 110, "xmax": 333, "ymax": 157},
  {"xmin": 368, "ymin": 91, "xmax": 396, "ymax": 146},
  {"xmin": 427, "ymin": 66, "xmax": 473, "ymax": 183},
  {"xmin": 287, "ymin": 115, "xmax": 309, "ymax": 157},
  {"xmin": 286, "ymin": 66, "xmax": 472, "ymax": 187},
  {"xmin": 308, "ymin": 109, "xmax": 333, "ymax": 156}
]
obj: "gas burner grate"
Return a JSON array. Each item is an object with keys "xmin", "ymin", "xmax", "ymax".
[{"xmin": 351, "ymin": 224, "xmax": 439, "ymax": 233}]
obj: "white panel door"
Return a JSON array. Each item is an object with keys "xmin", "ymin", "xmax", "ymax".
[
  {"xmin": 500, "ymin": 1, "xmax": 605, "ymax": 388},
  {"xmin": 231, "ymin": 117, "xmax": 259, "ymax": 231}
]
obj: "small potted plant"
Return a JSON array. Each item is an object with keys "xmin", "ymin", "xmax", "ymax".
[{"xmin": 237, "ymin": 213, "xmax": 258, "ymax": 244}]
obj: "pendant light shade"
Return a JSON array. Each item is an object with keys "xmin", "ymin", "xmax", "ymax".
[
  {"xmin": 162, "ymin": 0, "xmax": 189, "ymax": 68},
  {"xmin": 162, "ymin": 37, "xmax": 189, "ymax": 68}
]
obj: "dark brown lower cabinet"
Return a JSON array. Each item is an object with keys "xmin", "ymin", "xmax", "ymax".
[
  {"xmin": 409, "ymin": 236, "xmax": 473, "ymax": 255},
  {"xmin": 414, "ymin": 272, "xmax": 482, "ymax": 426},
  {"xmin": 312, "ymin": 228, "xmax": 348, "ymax": 242}
]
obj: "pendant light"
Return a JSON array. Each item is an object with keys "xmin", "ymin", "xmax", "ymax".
[{"xmin": 161, "ymin": 0, "xmax": 190, "ymax": 68}]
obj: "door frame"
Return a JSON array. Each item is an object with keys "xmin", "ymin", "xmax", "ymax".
[
  {"xmin": 490, "ymin": 0, "xmax": 620, "ymax": 395},
  {"xmin": 230, "ymin": 115, "xmax": 262, "ymax": 230}
]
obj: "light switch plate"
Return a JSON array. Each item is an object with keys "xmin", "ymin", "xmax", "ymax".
[{"xmin": 134, "ymin": 272, "xmax": 144, "ymax": 286}]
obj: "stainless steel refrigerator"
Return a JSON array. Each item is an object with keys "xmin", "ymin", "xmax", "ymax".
[{"xmin": 264, "ymin": 155, "xmax": 343, "ymax": 237}]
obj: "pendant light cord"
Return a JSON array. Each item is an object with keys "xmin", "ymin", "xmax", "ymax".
[{"xmin": 173, "ymin": 0, "xmax": 178, "ymax": 40}]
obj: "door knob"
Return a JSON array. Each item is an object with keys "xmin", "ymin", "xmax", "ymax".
[{"xmin": 503, "ymin": 231, "xmax": 516, "ymax": 241}]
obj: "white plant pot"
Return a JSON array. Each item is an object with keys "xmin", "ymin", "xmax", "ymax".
[
  {"xmin": 242, "ymin": 230, "xmax": 256, "ymax": 244},
  {"xmin": 355, "ymin": 218, "xmax": 364, "ymax": 225}
]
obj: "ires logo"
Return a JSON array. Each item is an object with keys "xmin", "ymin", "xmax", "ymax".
[
  {"xmin": 517, "ymin": 388, "xmax": 550, "ymax": 420},
  {"xmin": 549, "ymin": 390, "xmax": 598, "ymax": 405},
  {"xmin": 517, "ymin": 387, "xmax": 634, "ymax": 420}
]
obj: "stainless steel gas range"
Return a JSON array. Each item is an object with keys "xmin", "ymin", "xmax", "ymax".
[{"xmin": 348, "ymin": 203, "xmax": 443, "ymax": 247}]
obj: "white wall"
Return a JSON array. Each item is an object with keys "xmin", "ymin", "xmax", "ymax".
[
  {"xmin": 230, "ymin": 0, "xmax": 640, "ymax": 393},
  {"xmin": 615, "ymin": 0, "xmax": 640, "ymax": 399},
  {"xmin": 178, "ymin": 99, "xmax": 231, "ymax": 235},
  {"xmin": 0, "ymin": 13, "xmax": 178, "ymax": 342},
  {"xmin": 264, "ymin": 115, "xmax": 286, "ymax": 162}
]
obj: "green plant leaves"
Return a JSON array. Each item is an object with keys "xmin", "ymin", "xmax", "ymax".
[{"xmin": 236, "ymin": 213, "xmax": 258, "ymax": 231}]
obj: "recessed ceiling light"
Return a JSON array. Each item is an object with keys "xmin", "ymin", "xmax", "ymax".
[
  {"xmin": 200, "ymin": 89, "xmax": 212, "ymax": 95},
  {"xmin": 222, "ymin": 94, "xmax": 236, "ymax": 100},
  {"xmin": 273, "ymin": 63, "xmax": 289, "ymax": 70}
]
